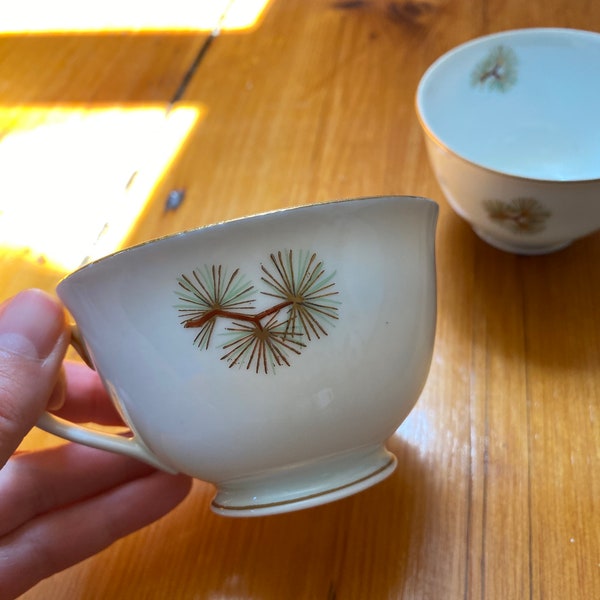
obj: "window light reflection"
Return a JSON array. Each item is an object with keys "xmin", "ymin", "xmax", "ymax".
[
  {"xmin": 0, "ymin": 105, "xmax": 202, "ymax": 271},
  {"xmin": 0, "ymin": 0, "xmax": 272, "ymax": 34}
]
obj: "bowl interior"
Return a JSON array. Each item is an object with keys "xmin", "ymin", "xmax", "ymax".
[{"xmin": 416, "ymin": 28, "xmax": 600, "ymax": 181}]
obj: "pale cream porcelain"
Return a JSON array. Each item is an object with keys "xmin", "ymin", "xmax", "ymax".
[
  {"xmin": 39, "ymin": 196, "xmax": 438, "ymax": 516},
  {"xmin": 416, "ymin": 28, "xmax": 600, "ymax": 254}
]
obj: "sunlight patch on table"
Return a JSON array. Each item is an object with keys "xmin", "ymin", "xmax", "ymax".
[
  {"xmin": 0, "ymin": 105, "xmax": 202, "ymax": 272},
  {"xmin": 0, "ymin": 0, "xmax": 271, "ymax": 34}
]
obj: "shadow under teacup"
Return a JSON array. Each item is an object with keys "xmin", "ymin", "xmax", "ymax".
[{"xmin": 38, "ymin": 195, "xmax": 438, "ymax": 516}]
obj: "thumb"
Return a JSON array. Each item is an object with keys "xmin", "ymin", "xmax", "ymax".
[{"xmin": 0, "ymin": 289, "xmax": 69, "ymax": 467}]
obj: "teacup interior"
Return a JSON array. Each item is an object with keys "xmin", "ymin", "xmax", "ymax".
[{"xmin": 417, "ymin": 28, "xmax": 600, "ymax": 181}]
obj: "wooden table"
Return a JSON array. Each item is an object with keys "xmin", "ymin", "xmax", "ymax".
[{"xmin": 2, "ymin": 0, "xmax": 599, "ymax": 597}]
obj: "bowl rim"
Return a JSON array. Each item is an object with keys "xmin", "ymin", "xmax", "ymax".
[
  {"xmin": 415, "ymin": 27, "xmax": 600, "ymax": 184},
  {"xmin": 58, "ymin": 195, "xmax": 439, "ymax": 281}
]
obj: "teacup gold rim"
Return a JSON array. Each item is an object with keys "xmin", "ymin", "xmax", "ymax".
[
  {"xmin": 58, "ymin": 195, "xmax": 439, "ymax": 281},
  {"xmin": 211, "ymin": 454, "xmax": 396, "ymax": 513},
  {"xmin": 415, "ymin": 27, "xmax": 600, "ymax": 185}
]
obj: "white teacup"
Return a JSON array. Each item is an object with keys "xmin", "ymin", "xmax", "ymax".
[
  {"xmin": 39, "ymin": 196, "xmax": 438, "ymax": 516},
  {"xmin": 416, "ymin": 28, "xmax": 600, "ymax": 254}
]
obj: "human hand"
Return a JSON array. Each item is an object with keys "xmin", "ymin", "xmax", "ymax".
[{"xmin": 0, "ymin": 290, "xmax": 192, "ymax": 599}]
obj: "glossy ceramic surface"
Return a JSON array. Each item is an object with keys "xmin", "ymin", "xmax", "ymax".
[
  {"xmin": 416, "ymin": 28, "xmax": 600, "ymax": 254},
  {"xmin": 40, "ymin": 196, "xmax": 438, "ymax": 516}
]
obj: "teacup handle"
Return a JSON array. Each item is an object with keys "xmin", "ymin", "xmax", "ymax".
[{"xmin": 36, "ymin": 325, "xmax": 177, "ymax": 473}]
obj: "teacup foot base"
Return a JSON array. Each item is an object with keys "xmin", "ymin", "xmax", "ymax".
[
  {"xmin": 473, "ymin": 227, "xmax": 571, "ymax": 255},
  {"xmin": 211, "ymin": 445, "xmax": 397, "ymax": 517}
]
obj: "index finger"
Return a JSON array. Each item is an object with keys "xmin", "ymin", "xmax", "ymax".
[{"xmin": 51, "ymin": 361, "xmax": 124, "ymax": 426}]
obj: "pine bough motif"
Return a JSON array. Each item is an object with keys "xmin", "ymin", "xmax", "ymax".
[
  {"xmin": 175, "ymin": 250, "xmax": 340, "ymax": 374},
  {"xmin": 484, "ymin": 198, "xmax": 551, "ymax": 234},
  {"xmin": 471, "ymin": 45, "xmax": 518, "ymax": 92}
]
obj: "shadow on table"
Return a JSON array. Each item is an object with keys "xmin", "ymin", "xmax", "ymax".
[
  {"xmin": 79, "ymin": 437, "xmax": 434, "ymax": 599},
  {"xmin": 440, "ymin": 211, "xmax": 600, "ymax": 371},
  {"xmin": 200, "ymin": 437, "xmax": 430, "ymax": 599}
]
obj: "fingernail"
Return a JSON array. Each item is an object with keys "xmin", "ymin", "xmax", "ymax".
[{"xmin": 0, "ymin": 290, "xmax": 66, "ymax": 360}]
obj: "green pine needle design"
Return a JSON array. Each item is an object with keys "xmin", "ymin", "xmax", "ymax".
[
  {"xmin": 471, "ymin": 45, "xmax": 518, "ymax": 92},
  {"xmin": 260, "ymin": 250, "xmax": 340, "ymax": 341},
  {"xmin": 175, "ymin": 266, "xmax": 255, "ymax": 349},
  {"xmin": 221, "ymin": 315, "xmax": 306, "ymax": 374},
  {"xmin": 175, "ymin": 250, "xmax": 340, "ymax": 374},
  {"xmin": 484, "ymin": 197, "xmax": 551, "ymax": 234}
]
